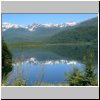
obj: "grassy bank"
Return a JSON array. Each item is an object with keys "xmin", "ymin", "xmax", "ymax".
[{"xmin": 7, "ymin": 42, "xmax": 97, "ymax": 48}]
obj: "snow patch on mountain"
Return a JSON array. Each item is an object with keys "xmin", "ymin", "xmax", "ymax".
[
  {"xmin": 65, "ymin": 21, "xmax": 77, "ymax": 26},
  {"xmin": 2, "ymin": 21, "xmax": 77, "ymax": 32},
  {"xmin": 2, "ymin": 22, "xmax": 24, "ymax": 31}
]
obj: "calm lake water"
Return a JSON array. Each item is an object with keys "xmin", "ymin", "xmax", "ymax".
[{"xmin": 8, "ymin": 45, "xmax": 98, "ymax": 86}]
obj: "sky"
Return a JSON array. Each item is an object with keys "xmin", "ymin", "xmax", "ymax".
[{"xmin": 2, "ymin": 14, "xmax": 97, "ymax": 26}]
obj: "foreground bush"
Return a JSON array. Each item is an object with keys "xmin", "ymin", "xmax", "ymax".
[
  {"xmin": 66, "ymin": 50, "xmax": 98, "ymax": 86},
  {"xmin": 2, "ymin": 39, "xmax": 12, "ymax": 79}
]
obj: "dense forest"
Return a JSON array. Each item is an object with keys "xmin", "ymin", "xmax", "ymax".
[
  {"xmin": 46, "ymin": 26, "xmax": 98, "ymax": 44},
  {"xmin": 2, "ymin": 39, "xmax": 12, "ymax": 79}
]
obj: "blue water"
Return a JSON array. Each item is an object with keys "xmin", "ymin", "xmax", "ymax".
[
  {"xmin": 7, "ymin": 45, "xmax": 97, "ymax": 86},
  {"xmin": 8, "ymin": 59, "xmax": 85, "ymax": 85}
]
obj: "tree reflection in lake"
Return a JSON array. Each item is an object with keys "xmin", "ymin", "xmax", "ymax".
[{"xmin": 6, "ymin": 44, "xmax": 98, "ymax": 86}]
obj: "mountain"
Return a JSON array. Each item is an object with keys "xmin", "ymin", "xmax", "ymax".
[
  {"xmin": 2, "ymin": 17, "xmax": 98, "ymax": 44},
  {"xmin": 2, "ymin": 23, "xmax": 23, "ymax": 31},
  {"xmin": 47, "ymin": 26, "xmax": 98, "ymax": 43},
  {"xmin": 2, "ymin": 22, "xmax": 77, "ymax": 32},
  {"xmin": 2, "ymin": 22, "xmax": 77, "ymax": 43},
  {"xmin": 75, "ymin": 17, "xmax": 98, "ymax": 27},
  {"xmin": 46, "ymin": 17, "xmax": 98, "ymax": 43}
]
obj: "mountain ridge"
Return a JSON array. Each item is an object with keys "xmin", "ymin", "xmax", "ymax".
[
  {"xmin": 44, "ymin": 17, "xmax": 98, "ymax": 44},
  {"xmin": 2, "ymin": 21, "xmax": 77, "ymax": 32},
  {"xmin": 2, "ymin": 17, "xmax": 98, "ymax": 44}
]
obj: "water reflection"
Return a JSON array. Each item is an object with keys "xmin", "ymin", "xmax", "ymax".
[
  {"xmin": 12, "ymin": 57, "xmax": 83, "ymax": 66},
  {"xmin": 7, "ymin": 45, "xmax": 97, "ymax": 85},
  {"xmin": 8, "ymin": 57, "xmax": 85, "ymax": 85}
]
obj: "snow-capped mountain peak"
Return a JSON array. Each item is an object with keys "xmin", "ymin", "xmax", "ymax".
[
  {"xmin": 43, "ymin": 23, "xmax": 60, "ymax": 27},
  {"xmin": 2, "ymin": 21, "xmax": 77, "ymax": 32},
  {"xmin": 2, "ymin": 22, "xmax": 24, "ymax": 31},
  {"xmin": 2, "ymin": 22, "xmax": 19, "ymax": 28},
  {"xmin": 65, "ymin": 21, "xmax": 77, "ymax": 26}
]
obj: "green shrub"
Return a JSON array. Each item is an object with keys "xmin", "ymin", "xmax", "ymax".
[
  {"xmin": 2, "ymin": 39, "xmax": 12, "ymax": 79},
  {"xmin": 66, "ymin": 50, "xmax": 98, "ymax": 86}
]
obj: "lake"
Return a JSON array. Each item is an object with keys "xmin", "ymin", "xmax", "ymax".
[{"xmin": 7, "ymin": 44, "xmax": 98, "ymax": 86}]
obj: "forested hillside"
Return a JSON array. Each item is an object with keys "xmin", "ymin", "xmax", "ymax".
[
  {"xmin": 47, "ymin": 26, "xmax": 98, "ymax": 43},
  {"xmin": 2, "ymin": 39, "xmax": 12, "ymax": 79}
]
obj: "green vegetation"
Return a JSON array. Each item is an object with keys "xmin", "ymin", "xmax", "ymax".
[
  {"xmin": 47, "ymin": 26, "xmax": 98, "ymax": 44},
  {"xmin": 2, "ymin": 17, "xmax": 98, "ymax": 86},
  {"xmin": 45, "ymin": 45, "xmax": 98, "ymax": 63},
  {"xmin": 65, "ymin": 68, "xmax": 84, "ymax": 86},
  {"xmin": 8, "ymin": 42, "xmax": 44, "ymax": 48},
  {"xmin": 2, "ymin": 27, "xmax": 65, "ymax": 44},
  {"xmin": 75, "ymin": 17, "xmax": 98, "ymax": 27},
  {"xmin": 43, "ymin": 17, "xmax": 98, "ymax": 44},
  {"xmin": 2, "ymin": 17, "xmax": 98, "ymax": 44},
  {"xmin": 12, "ymin": 78, "xmax": 26, "ymax": 86},
  {"xmin": 2, "ymin": 50, "xmax": 97, "ymax": 86},
  {"xmin": 2, "ymin": 77, "xmax": 26, "ymax": 86},
  {"xmin": 65, "ymin": 50, "xmax": 98, "ymax": 86},
  {"xmin": 2, "ymin": 39, "xmax": 12, "ymax": 79},
  {"xmin": 83, "ymin": 50, "xmax": 98, "ymax": 85},
  {"xmin": 2, "ymin": 80, "xmax": 68, "ymax": 86},
  {"xmin": 5, "ymin": 17, "xmax": 98, "ymax": 50}
]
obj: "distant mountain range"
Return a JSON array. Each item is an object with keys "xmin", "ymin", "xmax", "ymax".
[
  {"xmin": 2, "ymin": 21, "xmax": 77, "ymax": 32},
  {"xmin": 47, "ymin": 17, "xmax": 98, "ymax": 43},
  {"xmin": 2, "ymin": 21, "xmax": 78, "ymax": 43},
  {"xmin": 2, "ymin": 17, "xmax": 98, "ymax": 44}
]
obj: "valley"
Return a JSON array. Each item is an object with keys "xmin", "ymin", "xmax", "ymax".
[{"xmin": 2, "ymin": 15, "xmax": 98, "ymax": 86}]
